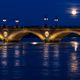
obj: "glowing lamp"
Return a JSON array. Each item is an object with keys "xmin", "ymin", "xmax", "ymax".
[
  {"xmin": 2, "ymin": 19, "xmax": 7, "ymax": 22},
  {"xmin": 45, "ymin": 31, "xmax": 49, "ymax": 38},
  {"xmin": 15, "ymin": 20, "xmax": 20, "ymax": 23},
  {"xmin": 4, "ymin": 31, "xmax": 8, "ymax": 38}
]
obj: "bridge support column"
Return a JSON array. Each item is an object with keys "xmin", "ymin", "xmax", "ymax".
[{"xmin": 44, "ymin": 38, "xmax": 50, "ymax": 43}]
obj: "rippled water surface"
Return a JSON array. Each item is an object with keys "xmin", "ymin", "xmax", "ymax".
[{"xmin": 0, "ymin": 42, "xmax": 80, "ymax": 80}]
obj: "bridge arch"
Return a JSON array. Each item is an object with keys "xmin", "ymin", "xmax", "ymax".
[
  {"xmin": 8, "ymin": 30, "xmax": 46, "ymax": 42},
  {"xmin": 0, "ymin": 34, "xmax": 4, "ymax": 41},
  {"xmin": 49, "ymin": 30, "xmax": 80, "ymax": 42}
]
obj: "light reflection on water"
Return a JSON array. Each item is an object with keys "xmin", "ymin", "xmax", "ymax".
[
  {"xmin": 70, "ymin": 52, "xmax": 78, "ymax": 73},
  {"xmin": 0, "ymin": 42, "xmax": 80, "ymax": 80},
  {"xmin": 43, "ymin": 44, "xmax": 49, "ymax": 67},
  {"xmin": 70, "ymin": 41, "xmax": 79, "ymax": 52}
]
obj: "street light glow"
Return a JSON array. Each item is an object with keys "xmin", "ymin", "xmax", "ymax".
[
  {"xmin": 15, "ymin": 19, "xmax": 20, "ymax": 23},
  {"xmin": 54, "ymin": 18, "xmax": 58, "ymax": 22},
  {"xmin": 44, "ymin": 16, "xmax": 48, "ymax": 21},
  {"xmin": 2, "ymin": 19, "xmax": 7, "ymax": 22}
]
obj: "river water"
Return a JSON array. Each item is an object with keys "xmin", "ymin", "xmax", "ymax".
[{"xmin": 0, "ymin": 42, "xmax": 80, "ymax": 80}]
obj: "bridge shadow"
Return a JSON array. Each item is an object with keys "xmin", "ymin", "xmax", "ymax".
[{"xmin": 20, "ymin": 33, "xmax": 43, "ymax": 42}]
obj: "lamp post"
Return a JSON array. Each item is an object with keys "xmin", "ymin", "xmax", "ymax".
[
  {"xmin": 54, "ymin": 17, "xmax": 59, "ymax": 27},
  {"xmin": 2, "ymin": 18, "xmax": 7, "ymax": 28},
  {"xmin": 15, "ymin": 19, "xmax": 20, "ymax": 28},
  {"xmin": 43, "ymin": 16, "xmax": 48, "ymax": 28}
]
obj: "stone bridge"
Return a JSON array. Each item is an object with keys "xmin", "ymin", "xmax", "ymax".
[{"xmin": 0, "ymin": 27, "xmax": 80, "ymax": 43}]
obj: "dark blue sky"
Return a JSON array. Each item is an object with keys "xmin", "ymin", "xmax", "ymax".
[{"xmin": 0, "ymin": 0, "xmax": 80, "ymax": 26}]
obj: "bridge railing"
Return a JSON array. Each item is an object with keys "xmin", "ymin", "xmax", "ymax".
[{"xmin": 0, "ymin": 26, "xmax": 80, "ymax": 31}]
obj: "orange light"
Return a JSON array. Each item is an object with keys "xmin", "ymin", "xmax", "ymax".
[{"xmin": 4, "ymin": 31, "xmax": 8, "ymax": 38}]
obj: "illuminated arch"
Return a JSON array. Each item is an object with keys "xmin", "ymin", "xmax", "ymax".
[
  {"xmin": 49, "ymin": 30, "xmax": 80, "ymax": 42},
  {"xmin": 8, "ymin": 30, "xmax": 46, "ymax": 41},
  {"xmin": 0, "ymin": 34, "xmax": 4, "ymax": 41}
]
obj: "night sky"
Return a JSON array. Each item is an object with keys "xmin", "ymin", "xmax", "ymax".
[{"xmin": 0, "ymin": 0, "xmax": 80, "ymax": 26}]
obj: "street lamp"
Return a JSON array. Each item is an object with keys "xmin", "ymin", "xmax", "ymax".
[
  {"xmin": 15, "ymin": 19, "xmax": 20, "ymax": 28},
  {"xmin": 43, "ymin": 16, "xmax": 48, "ymax": 27},
  {"xmin": 54, "ymin": 17, "xmax": 59, "ymax": 27},
  {"xmin": 3, "ymin": 19, "xmax": 7, "ymax": 22},
  {"xmin": 2, "ymin": 18, "xmax": 7, "ymax": 28}
]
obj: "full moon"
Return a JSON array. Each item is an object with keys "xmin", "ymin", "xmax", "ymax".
[{"xmin": 71, "ymin": 8, "xmax": 78, "ymax": 16}]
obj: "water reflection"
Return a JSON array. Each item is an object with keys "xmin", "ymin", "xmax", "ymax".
[
  {"xmin": 70, "ymin": 41, "xmax": 79, "ymax": 51},
  {"xmin": 0, "ymin": 42, "xmax": 79, "ymax": 80},
  {"xmin": 43, "ymin": 44, "xmax": 49, "ymax": 67},
  {"xmin": 42, "ymin": 44, "xmax": 49, "ymax": 77},
  {"xmin": 53, "ymin": 44, "xmax": 60, "ymax": 68},
  {"xmin": 15, "ymin": 59, "xmax": 20, "ymax": 66},
  {"xmin": 31, "ymin": 42, "xmax": 38, "ymax": 45},
  {"xmin": 1, "ymin": 43, "xmax": 8, "ymax": 66},
  {"xmin": 2, "ymin": 44, "xmax": 7, "ymax": 58},
  {"xmin": 14, "ymin": 45, "xmax": 21, "ymax": 66},
  {"xmin": 53, "ymin": 44, "xmax": 59, "ymax": 59},
  {"xmin": 70, "ymin": 52, "xmax": 78, "ymax": 73},
  {"xmin": 15, "ymin": 46, "xmax": 20, "ymax": 58}
]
